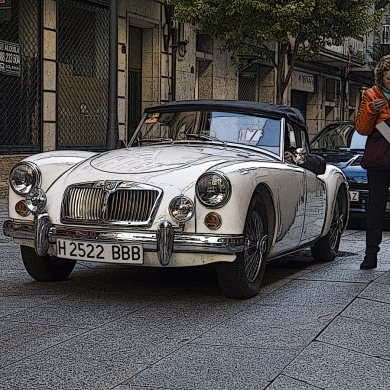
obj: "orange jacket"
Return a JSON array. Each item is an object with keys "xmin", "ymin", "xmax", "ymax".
[
  {"xmin": 355, "ymin": 86, "xmax": 390, "ymax": 135},
  {"xmin": 355, "ymin": 85, "xmax": 390, "ymax": 169}
]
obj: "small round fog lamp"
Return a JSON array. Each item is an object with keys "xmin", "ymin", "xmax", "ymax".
[
  {"xmin": 204, "ymin": 212, "xmax": 222, "ymax": 230},
  {"xmin": 26, "ymin": 187, "xmax": 47, "ymax": 214},
  {"xmin": 15, "ymin": 200, "xmax": 30, "ymax": 217},
  {"xmin": 169, "ymin": 195, "xmax": 194, "ymax": 223}
]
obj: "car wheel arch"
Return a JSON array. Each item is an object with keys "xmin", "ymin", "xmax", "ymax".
[
  {"xmin": 320, "ymin": 171, "xmax": 350, "ymax": 238},
  {"xmin": 325, "ymin": 180, "xmax": 349, "ymax": 236},
  {"xmin": 252, "ymin": 184, "xmax": 276, "ymax": 250}
]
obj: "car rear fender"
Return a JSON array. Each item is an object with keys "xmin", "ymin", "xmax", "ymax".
[{"xmin": 320, "ymin": 165, "xmax": 349, "ymax": 237}]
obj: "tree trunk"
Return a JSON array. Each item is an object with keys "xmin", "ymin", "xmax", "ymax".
[{"xmin": 275, "ymin": 39, "xmax": 300, "ymax": 105}]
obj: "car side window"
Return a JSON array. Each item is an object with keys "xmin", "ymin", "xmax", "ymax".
[
  {"xmin": 301, "ymin": 129, "xmax": 309, "ymax": 150},
  {"xmin": 286, "ymin": 123, "xmax": 297, "ymax": 150}
]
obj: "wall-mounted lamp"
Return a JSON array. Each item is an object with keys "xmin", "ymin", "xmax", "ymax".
[
  {"xmin": 177, "ymin": 41, "xmax": 187, "ymax": 57},
  {"xmin": 177, "ymin": 23, "xmax": 188, "ymax": 57},
  {"xmin": 162, "ymin": 6, "xmax": 188, "ymax": 58}
]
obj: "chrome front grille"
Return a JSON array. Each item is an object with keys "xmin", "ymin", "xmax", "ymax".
[
  {"xmin": 103, "ymin": 189, "xmax": 159, "ymax": 222},
  {"xmin": 63, "ymin": 186, "xmax": 105, "ymax": 221},
  {"xmin": 61, "ymin": 181, "xmax": 162, "ymax": 226}
]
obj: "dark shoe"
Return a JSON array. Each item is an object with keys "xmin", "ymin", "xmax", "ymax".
[{"xmin": 360, "ymin": 254, "xmax": 377, "ymax": 270}]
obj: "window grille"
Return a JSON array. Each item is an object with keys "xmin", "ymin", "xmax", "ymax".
[
  {"xmin": 0, "ymin": 0, "xmax": 41, "ymax": 153},
  {"xmin": 383, "ymin": 25, "xmax": 390, "ymax": 44},
  {"xmin": 57, "ymin": 0, "xmax": 109, "ymax": 150},
  {"xmin": 325, "ymin": 79, "xmax": 337, "ymax": 102},
  {"xmin": 238, "ymin": 73, "xmax": 258, "ymax": 101}
]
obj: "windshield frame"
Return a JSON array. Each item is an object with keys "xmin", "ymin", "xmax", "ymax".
[{"xmin": 129, "ymin": 108, "xmax": 285, "ymax": 160}]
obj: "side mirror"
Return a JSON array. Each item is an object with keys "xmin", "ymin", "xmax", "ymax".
[{"xmin": 293, "ymin": 148, "xmax": 308, "ymax": 165}]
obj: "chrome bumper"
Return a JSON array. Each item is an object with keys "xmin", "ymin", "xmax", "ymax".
[{"xmin": 3, "ymin": 218, "xmax": 244, "ymax": 265}]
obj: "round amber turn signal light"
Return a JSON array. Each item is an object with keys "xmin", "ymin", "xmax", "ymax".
[{"xmin": 204, "ymin": 212, "xmax": 222, "ymax": 230}]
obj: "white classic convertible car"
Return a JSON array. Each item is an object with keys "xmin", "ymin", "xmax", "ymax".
[{"xmin": 3, "ymin": 100, "xmax": 349, "ymax": 299}]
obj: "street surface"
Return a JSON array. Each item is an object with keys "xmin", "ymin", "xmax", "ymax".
[{"xmin": 1, "ymin": 197, "xmax": 390, "ymax": 389}]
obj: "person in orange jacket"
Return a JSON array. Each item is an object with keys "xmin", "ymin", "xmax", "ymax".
[{"xmin": 355, "ymin": 55, "xmax": 390, "ymax": 269}]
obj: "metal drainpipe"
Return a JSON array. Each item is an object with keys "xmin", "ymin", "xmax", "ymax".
[
  {"xmin": 171, "ymin": 28, "xmax": 177, "ymax": 102},
  {"xmin": 172, "ymin": 48, "xmax": 177, "ymax": 101},
  {"xmin": 106, "ymin": 0, "xmax": 119, "ymax": 150}
]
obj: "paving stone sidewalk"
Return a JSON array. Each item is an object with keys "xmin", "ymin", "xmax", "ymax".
[{"xmin": 0, "ymin": 197, "xmax": 389, "ymax": 390}]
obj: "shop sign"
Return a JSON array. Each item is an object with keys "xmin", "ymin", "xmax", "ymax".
[
  {"xmin": 291, "ymin": 71, "xmax": 316, "ymax": 93},
  {"xmin": 0, "ymin": 40, "xmax": 21, "ymax": 77}
]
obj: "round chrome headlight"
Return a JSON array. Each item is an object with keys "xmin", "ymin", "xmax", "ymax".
[
  {"xmin": 196, "ymin": 172, "xmax": 231, "ymax": 208},
  {"xmin": 9, "ymin": 162, "xmax": 41, "ymax": 195},
  {"xmin": 169, "ymin": 195, "xmax": 194, "ymax": 223}
]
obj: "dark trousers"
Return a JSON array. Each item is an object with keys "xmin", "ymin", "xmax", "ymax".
[{"xmin": 366, "ymin": 168, "xmax": 390, "ymax": 254}]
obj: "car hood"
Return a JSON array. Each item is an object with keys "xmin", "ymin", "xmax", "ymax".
[
  {"xmin": 341, "ymin": 164, "xmax": 367, "ymax": 183},
  {"xmin": 43, "ymin": 145, "xmax": 275, "ymax": 209},
  {"xmin": 87, "ymin": 145, "xmax": 271, "ymax": 174},
  {"xmin": 313, "ymin": 150, "xmax": 367, "ymax": 183},
  {"xmin": 313, "ymin": 150, "xmax": 361, "ymax": 167}
]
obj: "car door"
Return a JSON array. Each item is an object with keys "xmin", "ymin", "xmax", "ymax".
[
  {"xmin": 270, "ymin": 122, "xmax": 307, "ymax": 255},
  {"xmin": 298, "ymin": 127, "xmax": 327, "ymax": 244},
  {"xmin": 300, "ymin": 171, "xmax": 327, "ymax": 244},
  {"xmin": 270, "ymin": 164, "xmax": 307, "ymax": 255}
]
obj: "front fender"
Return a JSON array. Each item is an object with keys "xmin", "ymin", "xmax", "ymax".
[
  {"xmin": 8, "ymin": 150, "xmax": 97, "ymax": 221},
  {"xmin": 19, "ymin": 150, "xmax": 98, "ymax": 192}
]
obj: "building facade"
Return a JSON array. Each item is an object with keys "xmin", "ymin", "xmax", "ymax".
[{"xmin": 0, "ymin": 0, "xmax": 381, "ymax": 195}]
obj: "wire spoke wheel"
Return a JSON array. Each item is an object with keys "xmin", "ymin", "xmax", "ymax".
[
  {"xmin": 244, "ymin": 209, "xmax": 267, "ymax": 283},
  {"xmin": 328, "ymin": 200, "xmax": 344, "ymax": 250},
  {"xmin": 217, "ymin": 196, "xmax": 268, "ymax": 299}
]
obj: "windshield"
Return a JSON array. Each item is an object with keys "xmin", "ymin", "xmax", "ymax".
[
  {"xmin": 132, "ymin": 110, "xmax": 283, "ymax": 156},
  {"xmin": 311, "ymin": 123, "xmax": 356, "ymax": 151},
  {"xmin": 349, "ymin": 131, "xmax": 367, "ymax": 150}
]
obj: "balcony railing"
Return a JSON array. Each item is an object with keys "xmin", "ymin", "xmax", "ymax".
[{"xmin": 322, "ymin": 36, "xmax": 365, "ymax": 65}]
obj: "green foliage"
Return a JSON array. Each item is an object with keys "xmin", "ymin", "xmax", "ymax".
[
  {"xmin": 366, "ymin": 26, "xmax": 383, "ymax": 69},
  {"xmin": 162, "ymin": 0, "xmax": 383, "ymax": 103}
]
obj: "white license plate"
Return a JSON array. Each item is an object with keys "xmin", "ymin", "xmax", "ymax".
[
  {"xmin": 349, "ymin": 191, "xmax": 359, "ymax": 202},
  {"xmin": 56, "ymin": 239, "xmax": 143, "ymax": 264}
]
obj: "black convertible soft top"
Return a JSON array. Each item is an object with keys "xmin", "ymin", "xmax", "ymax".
[{"xmin": 144, "ymin": 100, "xmax": 308, "ymax": 133}]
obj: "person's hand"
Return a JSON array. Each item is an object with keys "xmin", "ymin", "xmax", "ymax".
[
  {"xmin": 369, "ymin": 98, "xmax": 386, "ymax": 112},
  {"xmin": 284, "ymin": 151, "xmax": 294, "ymax": 162}
]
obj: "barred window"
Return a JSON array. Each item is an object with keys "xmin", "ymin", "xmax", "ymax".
[
  {"xmin": 382, "ymin": 25, "xmax": 390, "ymax": 45},
  {"xmin": 58, "ymin": 2, "xmax": 101, "ymax": 77},
  {"xmin": 325, "ymin": 79, "xmax": 340, "ymax": 102},
  {"xmin": 0, "ymin": 0, "xmax": 41, "ymax": 152}
]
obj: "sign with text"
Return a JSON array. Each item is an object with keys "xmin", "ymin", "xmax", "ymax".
[
  {"xmin": 0, "ymin": 40, "xmax": 21, "ymax": 76},
  {"xmin": 291, "ymin": 71, "xmax": 316, "ymax": 93}
]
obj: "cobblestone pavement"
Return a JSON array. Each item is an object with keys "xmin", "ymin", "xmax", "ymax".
[{"xmin": 1, "ymin": 197, "xmax": 390, "ymax": 390}]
